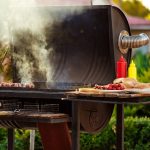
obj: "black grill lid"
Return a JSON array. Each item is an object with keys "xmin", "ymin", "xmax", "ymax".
[{"xmin": 12, "ymin": 5, "xmax": 131, "ymax": 88}]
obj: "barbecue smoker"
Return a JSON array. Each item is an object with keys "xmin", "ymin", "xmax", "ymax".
[{"xmin": 0, "ymin": 5, "xmax": 149, "ymax": 149}]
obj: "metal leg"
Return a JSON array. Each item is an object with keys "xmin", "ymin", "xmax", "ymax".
[
  {"xmin": 116, "ymin": 104, "xmax": 124, "ymax": 150},
  {"xmin": 8, "ymin": 128, "xmax": 14, "ymax": 150},
  {"xmin": 29, "ymin": 130, "xmax": 35, "ymax": 150},
  {"xmin": 72, "ymin": 101, "xmax": 80, "ymax": 150}
]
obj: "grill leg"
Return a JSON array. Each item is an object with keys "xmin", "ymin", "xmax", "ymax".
[
  {"xmin": 8, "ymin": 128, "xmax": 14, "ymax": 150},
  {"xmin": 72, "ymin": 101, "xmax": 80, "ymax": 150},
  {"xmin": 29, "ymin": 130, "xmax": 35, "ymax": 150},
  {"xmin": 116, "ymin": 104, "xmax": 124, "ymax": 150},
  {"xmin": 38, "ymin": 122, "xmax": 71, "ymax": 150}
]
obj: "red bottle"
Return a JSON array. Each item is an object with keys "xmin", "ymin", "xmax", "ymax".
[{"xmin": 116, "ymin": 55, "xmax": 127, "ymax": 78}]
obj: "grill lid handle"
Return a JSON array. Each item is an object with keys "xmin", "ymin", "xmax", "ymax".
[{"xmin": 118, "ymin": 30, "xmax": 149, "ymax": 54}]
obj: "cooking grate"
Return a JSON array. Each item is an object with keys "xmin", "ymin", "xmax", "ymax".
[
  {"xmin": 0, "ymin": 100, "xmax": 19, "ymax": 111},
  {"xmin": 0, "ymin": 100, "xmax": 59, "ymax": 113}
]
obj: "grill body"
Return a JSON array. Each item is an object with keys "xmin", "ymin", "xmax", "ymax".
[{"xmin": 1, "ymin": 5, "xmax": 132, "ymax": 132}]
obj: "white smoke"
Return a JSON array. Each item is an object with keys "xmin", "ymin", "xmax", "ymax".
[
  {"xmin": 0, "ymin": 0, "xmax": 85, "ymax": 84},
  {"xmin": 0, "ymin": 0, "xmax": 54, "ymax": 83},
  {"xmin": 15, "ymin": 54, "xmax": 34, "ymax": 82}
]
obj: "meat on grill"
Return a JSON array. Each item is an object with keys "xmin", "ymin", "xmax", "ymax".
[{"xmin": 0, "ymin": 82, "xmax": 35, "ymax": 88}]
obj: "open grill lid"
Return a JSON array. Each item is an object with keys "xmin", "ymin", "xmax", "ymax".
[{"xmin": 12, "ymin": 5, "xmax": 132, "ymax": 87}]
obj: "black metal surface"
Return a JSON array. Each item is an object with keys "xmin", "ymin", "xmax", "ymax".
[
  {"xmin": 0, "ymin": 88, "xmax": 67, "ymax": 99},
  {"xmin": 80, "ymin": 102, "xmax": 114, "ymax": 133},
  {"xmin": 72, "ymin": 101, "xmax": 80, "ymax": 150},
  {"xmin": 14, "ymin": 6, "xmax": 112, "ymax": 84},
  {"xmin": 117, "ymin": 104, "xmax": 124, "ymax": 150},
  {"xmin": 8, "ymin": 129, "xmax": 14, "ymax": 150},
  {"xmin": 12, "ymin": 5, "xmax": 131, "ymax": 86},
  {"xmin": 111, "ymin": 6, "xmax": 131, "ymax": 66}
]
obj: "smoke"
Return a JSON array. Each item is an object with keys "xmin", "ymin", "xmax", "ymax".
[
  {"xmin": 9, "ymin": 0, "xmax": 53, "ymax": 83},
  {"xmin": 0, "ymin": 0, "xmax": 54, "ymax": 83},
  {"xmin": 0, "ymin": 1, "xmax": 10, "ymax": 45},
  {"xmin": 0, "ymin": 0, "xmax": 85, "ymax": 84}
]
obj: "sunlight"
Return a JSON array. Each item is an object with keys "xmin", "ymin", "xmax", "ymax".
[{"xmin": 141, "ymin": 0, "xmax": 150, "ymax": 9}]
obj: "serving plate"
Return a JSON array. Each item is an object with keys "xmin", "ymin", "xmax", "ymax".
[
  {"xmin": 124, "ymin": 88, "xmax": 150, "ymax": 94},
  {"xmin": 98, "ymin": 90, "xmax": 125, "ymax": 93}
]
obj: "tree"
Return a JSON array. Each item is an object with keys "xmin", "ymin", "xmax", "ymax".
[{"xmin": 113, "ymin": 0, "xmax": 150, "ymax": 18}]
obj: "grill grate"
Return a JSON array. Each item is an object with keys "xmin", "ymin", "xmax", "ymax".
[
  {"xmin": 0, "ymin": 100, "xmax": 19, "ymax": 111},
  {"xmin": 40, "ymin": 104, "xmax": 59, "ymax": 113},
  {"xmin": 0, "ymin": 100, "xmax": 59, "ymax": 113}
]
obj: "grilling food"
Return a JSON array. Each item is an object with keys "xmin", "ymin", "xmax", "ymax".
[
  {"xmin": 0, "ymin": 82, "xmax": 35, "ymax": 88},
  {"xmin": 95, "ymin": 83, "xmax": 125, "ymax": 90},
  {"xmin": 113, "ymin": 78, "xmax": 138, "ymax": 88},
  {"xmin": 78, "ymin": 78, "xmax": 150, "ymax": 93},
  {"xmin": 134, "ymin": 83, "xmax": 150, "ymax": 89},
  {"xmin": 78, "ymin": 83, "xmax": 125, "ymax": 93},
  {"xmin": 113, "ymin": 78, "xmax": 150, "ymax": 89},
  {"xmin": 78, "ymin": 88, "xmax": 102, "ymax": 93}
]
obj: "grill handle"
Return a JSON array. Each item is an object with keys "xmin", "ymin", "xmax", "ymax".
[{"xmin": 118, "ymin": 30, "xmax": 149, "ymax": 54}]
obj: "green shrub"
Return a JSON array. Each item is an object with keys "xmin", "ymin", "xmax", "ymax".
[
  {"xmin": 124, "ymin": 117, "xmax": 150, "ymax": 150},
  {"xmin": 80, "ymin": 117, "xmax": 116, "ymax": 150},
  {"xmin": 133, "ymin": 51, "xmax": 150, "ymax": 79},
  {"xmin": 124, "ymin": 103, "xmax": 150, "ymax": 117},
  {"xmin": 0, "ymin": 129, "xmax": 42, "ymax": 150},
  {"xmin": 34, "ymin": 131, "xmax": 43, "ymax": 150},
  {"xmin": 80, "ymin": 117, "xmax": 150, "ymax": 150},
  {"xmin": 15, "ymin": 129, "xmax": 43, "ymax": 150},
  {"xmin": 0, "ymin": 128, "xmax": 7, "ymax": 149},
  {"xmin": 15, "ymin": 129, "xmax": 30, "ymax": 150}
]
